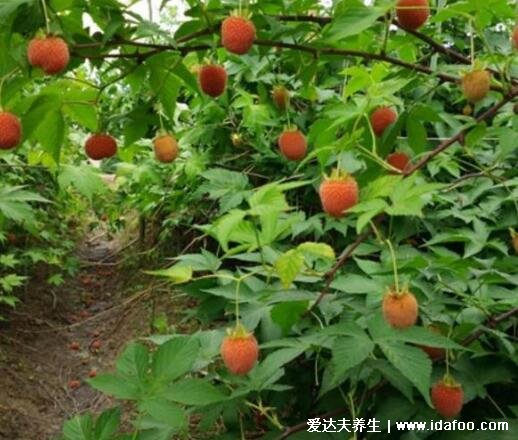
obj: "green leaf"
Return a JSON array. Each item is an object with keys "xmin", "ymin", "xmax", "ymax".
[
  {"xmin": 248, "ymin": 184, "xmax": 289, "ymax": 216},
  {"xmin": 58, "ymin": 165, "xmax": 107, "ymax": 201},
  {"xmin": 140, "ymin": 398, "xmax": 186, "ymax": 430},
  {"xmin": 0, "ymin": 0, "xmax": 35, "ymax": 19},
  {"xmin": 275, "ymin": 249, "xmax": 304, "ymax": 288},
  {"xmin": 94, "ymin": 408, "xmax": 121, "ymax": 440},
  {"xmin": 324, "ymin": 3, "xmax": 386, "ymax": 41},
  {"xmin": 378, "ymin": 341, "xmax": 432, "ymax": 405},
  {"xmin": 152, "ymin": 337, "xmax": 199, "ymax": 383},
  {"xmin": 271, "ymin": 301, "xmax": 308, "ymax": 333},
  {"xmin": 213, "ymin": 209, "xmax": 247, "ymax": 251},
  {"xmin": 165, "ymin": 378, "xmax": 227, "ymax": 406},
  {"xmin": 62, "ymin": 413, "xmax": 93, "ymax": 440},
  {"xmin": 116, "ymin": 343, "xmax": 149, "ymax": 384},
  {"xmin": 88, "ymin": 374, "xmax": 141, "ymax": 400},
  {"xmin": 250, "ymin": 347, "xmax": 305, "ymax": 390},
  {"xmin": 297, "ymin": 242, "xmax": 335, "ymax": 260},
  {"xmin": 332, "ymin": 334, "xmax": 374, "ymax": 382},
  {"xmin": 34, "ymin": 109, "xmax": 65, "ymax": 163},
  {"xmin": 406, "ymin": 113, "xmax": 427, "ymax": 154},
  {"xmin": 146, "ymin": 264, "xmax": 193, "ymax": 284}
]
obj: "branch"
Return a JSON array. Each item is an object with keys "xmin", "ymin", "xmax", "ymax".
[
  {"xmin": 307, "ymin": 87, "xmax": 517, "ymax": 312},
  {"xmin": 278, "ymin": 307, "xmax": 518, "ymax": 439},
  {"xmin": 277, "ymin": 14, "xmax": 517, "ymax": 86},
  {"xmin": 305, "ymin": 230, "xmax": 371, "ymax": 315},
  {"xmin": 461, "ymin": 307, "xmax": 518, "ymax": 347},
  {"xmin": 403, "ymin": 89, "xmax": 518, "ymax": 175}
]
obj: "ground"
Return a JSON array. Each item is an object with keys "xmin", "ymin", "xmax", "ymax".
[{"xmin": 0, "ymin": 231, "xmax": 191, "ymax": 440}]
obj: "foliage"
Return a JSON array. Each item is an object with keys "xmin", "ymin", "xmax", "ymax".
[{"xmin": 0, "ymin": 0, "xmax": 517, "ymax": 438}]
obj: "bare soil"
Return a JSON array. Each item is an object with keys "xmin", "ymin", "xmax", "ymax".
[{"xmin": 0, "ymin": 232, "xmax": 190, "ymax": 440}]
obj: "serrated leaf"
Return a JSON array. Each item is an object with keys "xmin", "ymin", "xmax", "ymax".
[
  {"xmin": 165, "ymin": 378, "xmax": 227, "ymax": 406},
  {"xmin": 275, "ymin": 249, "xmax": 304, "ymax": 288},
  {"xmin": 297, "ymin": 242, "xmax": 335, "ymax": 260},
  {"xmin": 378, "ymin": 341, "xmax": 432, "ymax": 405},
  {"xmin": 146, "ymin": 264, "xmax": 192, "ymax": 284}
]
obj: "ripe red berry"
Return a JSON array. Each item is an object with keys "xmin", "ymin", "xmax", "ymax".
[
  {"xmin": 278, "ymin": 128, "xmax": 307, "ymax": 161},
  {"xmin": 199, "ymin": 64, "xmax": 227, "ymax": 97},
  {"xmin": 220, "ymin": 325, "xmax": 259, "ymax": 375},
  {"xmin": 319, "ymin": 171, "xmax": 359, "ymax": 218},
  {"xmin": 370, "ymin": 107, "xmax": 398, "ymax": 137},
  {"xmin": 382, "ymin": 289, "xmax": 419, "ymax": 329},
  {"xmin": 221, "ymin": 16, "xmax": 256, "ymax": 55},
  {"xmin": 387, "ymin": 152, "xmax": 410, "ymax": 172},
  {"xmin": 69, "ymin": 341, "xmax": 80, "ymax": 351},
  {"xmin": 431, "ymin": 378, "xmax": 464, "ymax": 418},
  {"xmin": 396, "ymin": 0, "xmax": 430, "ymax": 31},
  {"xmin": 0, "ymin": 112, "xmax": 22, "ymax": 150},
  {"xmin": 85, "ymin": 134, "xmax": 117, "ymax": 160},
  {"xmin": 28, "ymin": 36, "xmax": 70, "ymax": 75},
  {"xmin": 68, "ymin": 379, "xmax": 81, "ymax": 390},
  {"xmin": 272, "ymin": 86, "xmax": 290, "ymax": 110}
]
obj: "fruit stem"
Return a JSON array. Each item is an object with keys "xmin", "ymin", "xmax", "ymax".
[
  {"xmin": 385, "ymin": 238, "xmax": 400, "ymax": 293},
  {"xmin": 234, "ymin": 279, "xmax": 241, "ymax": 325},
  {"xmin": 469, "ymin": 19, "xmax": 475, "ymax": 68},
  {"xmin": 40, "ymin": 0, "xmax": 51, "ymax": 34},
  {"xmin": 380, "ymin": 10, "xmax": 392, "ymax": 56},
  {"xmin": 0, "ymin": 68, "xmax": 19, "ymax": 110},
  {"xmin": 158, "ymin": 105, "xmax": 165, "ymax": 131}
]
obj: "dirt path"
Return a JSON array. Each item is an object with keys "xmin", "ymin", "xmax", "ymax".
[{"xmin": 0, "ymin": 232, "xmax": 159, "ymax": 440}]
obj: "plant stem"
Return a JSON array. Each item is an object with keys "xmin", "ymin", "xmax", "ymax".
[
  {"xmin": 235, "ymin": 279, "xmax": 241, "ymax": 325},
  {"xmin": 40, "ymin": 0, "xmax": 51, "ymax": 34},
  {"xmin": 385, "ymin": 239, "xmax": 400, "ymax": 292}
]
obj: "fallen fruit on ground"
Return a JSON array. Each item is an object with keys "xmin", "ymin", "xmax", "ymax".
[
  {"xmin": 221, "ymin": 15, "xmax": 256, "ymax": 55},
  {"xmin": 220, "ymin": 324, "xmax": 259, "ymax": 375},
  {"xmin": 199, "ymin": 64, "xmax": 227, "ymax": 97},
  {"xmin": 278, "ymin": 128, "xmax": 307, "ymax": 161},
  {"xmin": 319, "ymin": 170, "xmax": 359, "ymax": 218},
  {"xmin": 387, "ymin": 152, "xmax": 410, "ymax": 172},
  {"xmin": 0, "ymin": 111, "xmax": 22, "ymax": 149},
  {"xmin": 382, "ymin": 288, "xmax": 419, "ymax": 329},
  {"xmin": 88, "ymin": 369, "xmax": 97, "ymax": 378},
  {"xmin": 272, "ymin": 86, "xmax": 290, "ymax": 110},
  {"xmin": 431, "ymin": 377, "xmax": 464, "ymax": 418},
  {"xmin": 153, "ymin": 134, "xmax": 179, "ymax": 163},
  {"xmin": 370, "ymin": 106, "xmax": 398, "ymax": 137},
  {"xmin": 91, "ymin": 339, "xmax": 102, "ymax": 350},
  {"xmin": 69, "ymin": 342, "xmax": 80, "ymax": 351},
  {"xmin": 396, "ymin": 0, "xmax": 430, "ymax": 31},
  {"xmin": 28, "ymin": 36, "xmax": 70, "ymax": 74},
  {"xmin": 68, "ymin": 380, "xmax": 81, "ymax": 390},
  {"xmin": 462, "ymin": 69, "xmax": 491, "ymax": 102},
  {"xmin": 85, "ymin": 134, "xmax": 117, "ymax": 160}
]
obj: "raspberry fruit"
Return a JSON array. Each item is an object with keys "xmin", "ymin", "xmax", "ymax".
[
  {"xmin": 220, "ymin": 324, "xmax": 259, "ymax": 375},
  {"xmin": 319, "ymin": 170, "xmax": 359, "ymax": 218}
]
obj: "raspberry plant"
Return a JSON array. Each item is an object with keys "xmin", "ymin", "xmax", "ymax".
[{"xmin": 0, "ymin": 0, "xmax": 517, "ymax": 439}]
